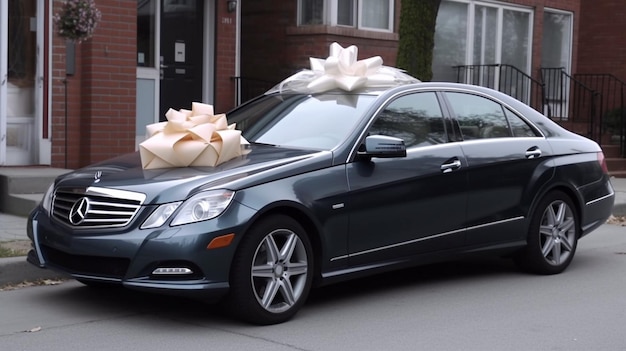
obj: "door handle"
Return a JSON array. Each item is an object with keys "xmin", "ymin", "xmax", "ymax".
[
  {"xmin": 441, "ymin": 158, "xmax": 462, "ymax": 173},
  {"xmin": 160, "ymin": 64, "xmax": 169, "ymax": 69},
  {"xmin": 525, "ymin": 147, "xmax": 542, "ymax": 159}
]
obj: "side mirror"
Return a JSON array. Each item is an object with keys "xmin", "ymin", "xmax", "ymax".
[{"xmin": 358, "ymin": 135, "xmax": 407, "ymax": 159}]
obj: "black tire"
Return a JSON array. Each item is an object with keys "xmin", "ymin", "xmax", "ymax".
[
  {"xmin": 228, "ymin": 214, "xmax": 314, "ymax": 325},
  {"xmin": 515, "ymin": 190, "xmax": 579, "ymax": 275}
]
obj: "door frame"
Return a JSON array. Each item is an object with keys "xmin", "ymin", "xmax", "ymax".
[
  {"xmin": 0, "ymin": 0, "xmax": 7, "ymax": 165},
  {"xmin": 0, "ymin": 0, "xmax": 45, "ymax": 165}
]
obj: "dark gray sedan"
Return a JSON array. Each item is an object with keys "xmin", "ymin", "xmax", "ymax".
[{"xmin": 27, "ymin": 82, "xmax": 615, "ymax": 325}]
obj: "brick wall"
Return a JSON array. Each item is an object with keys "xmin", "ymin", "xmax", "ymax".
[
  {"xmin": 214, "ymin": 0, "xmax": 238, "ymax": 112},
  {"xmin": 578, "ymin": 0, "xmax": 626, "ymax": 80},
  {"xmin": 241, "ymin": 0, "xmax": 400, "ymax": 86},
  {"xmin": 51, "ymin": 0, "xmax": 137, "ymax": 169},
  {"xmin": 241, "ymin": 0, "xmax": 582, "ymax": 89}
]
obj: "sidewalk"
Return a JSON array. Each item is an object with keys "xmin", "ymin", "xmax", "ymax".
[{"xmin": 1, "ymin": 177, "xmax": 625, "ymax": 287}]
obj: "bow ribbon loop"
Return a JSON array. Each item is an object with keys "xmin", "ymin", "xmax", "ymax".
[{"xmin": 139, "ymin": 102, "xmax": 250, "ymax": 169}]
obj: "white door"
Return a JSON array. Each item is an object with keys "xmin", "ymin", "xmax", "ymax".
[{"xmin": 1, "ymin": 0, "xmax": 41, "ymax": 165}]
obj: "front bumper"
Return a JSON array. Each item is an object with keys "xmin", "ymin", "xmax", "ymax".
[{"xmin": 27, "ymin": 203, "xmax": 255, "ymax": 301}]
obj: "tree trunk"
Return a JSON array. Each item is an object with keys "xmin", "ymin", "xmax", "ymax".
[{"xmin": 396, "ymin": 0, "xmax": 442, "ymax": 82}]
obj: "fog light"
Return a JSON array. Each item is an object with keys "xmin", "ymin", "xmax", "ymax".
[{"xmin": 152, "ymin": 267, "xmax": 194, "ymax": 275}]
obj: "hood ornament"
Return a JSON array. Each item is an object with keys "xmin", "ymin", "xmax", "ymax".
[{"xmin": 94, "ymin": 170, "xmax": 103, "ymax": 183}]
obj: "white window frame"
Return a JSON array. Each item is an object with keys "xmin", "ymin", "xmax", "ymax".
[
  {"xmin": 356, "ymin": 0, "xmax": 394, "ymax": 32},
  {"xmin": 299, "ymin": 0, "xmax": 394, "ymax": 32},
  {"xmin": 541, "ymin": 8, "xmax": 573, "ymax": 119}
]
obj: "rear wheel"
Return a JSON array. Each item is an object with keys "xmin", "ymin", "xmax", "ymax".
[
  {"xmin": 228, "ymin": 215, "xmax": 313, "ymax": 325},
  {"xmin": 515, "ymin": 191, "xmax": 579, "ymax": 275}
]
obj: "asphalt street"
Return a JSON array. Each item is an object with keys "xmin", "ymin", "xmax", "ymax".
[{"xmin": 0, "ymin": 222, "xmax": 624, "ymax": 350}]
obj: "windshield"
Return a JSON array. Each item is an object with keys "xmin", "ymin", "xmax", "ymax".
[{"xmin": 227, "ymin": 93, "xmax": 377, "ymax": 150}]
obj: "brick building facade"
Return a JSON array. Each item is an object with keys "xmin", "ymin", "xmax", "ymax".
[{"xmin": 1, "ymin": 0, "xmax": 624, "ymax": 169}]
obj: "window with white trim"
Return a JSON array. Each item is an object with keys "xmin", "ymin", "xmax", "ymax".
[
  {"xmin": 298, "ymin": 0, "xmax": 394, "ymax": 32},
  {"xmin": 432, "ymin": 0, "xmax": 533, "ymax": 82}
]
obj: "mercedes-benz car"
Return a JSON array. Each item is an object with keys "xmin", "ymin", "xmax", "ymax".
[{"xmin": 27, "ymin": 82, "xmax": 615, "ymax": 325}]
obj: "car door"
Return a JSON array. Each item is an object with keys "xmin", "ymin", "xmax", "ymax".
[
  {"xmin": 345, "ymin": 91, "xmax": 468, "ymax": 267},
  {"xmin": 442, "ymin": 91, "xmax": 555, "ymax": 247}
]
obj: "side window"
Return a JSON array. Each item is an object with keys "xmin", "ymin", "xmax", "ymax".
[
  {"xmin": 504, "ymin": 108, "xmax": 540, "ymax": 137},
  {"xmin": 446, "ymin": 92, "xmax": 512, "ymax": 140},
  {"xmin": 369, "ymin": 92, "xmax": 446, "ymax": 148}
]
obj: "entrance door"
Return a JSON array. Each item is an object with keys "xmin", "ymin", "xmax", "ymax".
[
  {"xmin": 159, "ymin": 0, "xmax": 204, "ymax": 120},
  {"xmin": 1, "ymin": 0, "xmax": 40, "ymax": 165}
]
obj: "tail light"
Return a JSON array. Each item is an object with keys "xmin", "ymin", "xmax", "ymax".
[{"xmin": 597, "ymin": 152, "xmax": 609, "ymax": 174}]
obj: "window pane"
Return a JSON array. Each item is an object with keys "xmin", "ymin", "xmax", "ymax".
[
  {"xmin": 229, "ymin": 94, "xmax": 377, "ymax": 151},
  {"xmin": 137, "ymin": 0, "xmax": 156, "ymax": 67},
  {"xmin": 8, "ymin": 0, "xmax": 37, "ymax": 86},
  {"xmin": 473, "ymin": 5, "xmax": 497, "ymax": 66},
  {"xmin": 370, "ymin": 93, "xmax": 446, "ymax": 147},
  {"xmin": 502, "ymin": 9, "xmax": 530, "ymax": 70},
  {"xmin": 361, "ymin": 0, "xmax": 389, "ymax": 30},
  {"xmin": 299, "ymin": 0, "xmax": 324, "ymax": 25},
  {"xmin": 505, "ymin": 108, "xmax": 538, "ymax": 137},
  {"xmin": 501, "ymin": 9, "xmax": 531, "ymax": 102},
  {"xmin": 542, "ymin": 11, "xmax": 571, "ymax": 69},
  {"xmin": 433, "ymin": 1, "xmax": 468, "ymax": 82},
  {"xmin": 446, "ymin": 92, "xmax": 511, "ymax": 139},
  {"xmin": 337, "ymin": 0, "xmax": 354, "ymax": 26}
]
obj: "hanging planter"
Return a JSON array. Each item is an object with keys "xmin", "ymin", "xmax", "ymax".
[{"xmin": 54, "ymin": 0, "xmax": 102, "ymax": 43}]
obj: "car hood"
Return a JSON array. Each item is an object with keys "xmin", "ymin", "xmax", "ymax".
[{"xmin": 54, "ymin": 144, "xmax": 331, "ymax": 204}]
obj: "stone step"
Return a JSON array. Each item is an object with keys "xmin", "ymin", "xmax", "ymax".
[
  {"xmin": 0, "ymin": 167, "xmax": 70, "ymax": 217},
  {"xmin": 602, "ymin": 144, "xmax": 623, "ymax": 158},
  {"xmin": 607, "ymin": 158, "xmax": 626, "ymax": 172}
]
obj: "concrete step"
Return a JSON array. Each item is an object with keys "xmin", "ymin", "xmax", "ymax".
[
  {"xmin": 607, "ymin": 158, "xmax": 626, "ymax": 172},
  {"xmin": 0, "ymin": 167, "xmax": 71, "ymax": 217},
  {"xmin": 602, "ymin": 144, "xmax": 623, "ymax": 158},
  {"xmin": 609, "ymin": 170, "xmax": 626, "ymax": 179}
]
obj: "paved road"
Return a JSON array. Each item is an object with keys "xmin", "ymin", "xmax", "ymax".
[{"xmin": 1, "ymin": 224, "xmax": 625, "ymax": 351}]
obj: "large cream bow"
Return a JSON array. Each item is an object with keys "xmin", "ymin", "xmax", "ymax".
[
  {"xmin": 139, "ymin": 102, "xmax": 250, "ymax": 169},
  {"xmin": 276, "ymin": 42, "xmax": 419, "ymax": 94},
  {"xmin": 307, "ymin": 42, "xmax": 384, "ymax": 92}
]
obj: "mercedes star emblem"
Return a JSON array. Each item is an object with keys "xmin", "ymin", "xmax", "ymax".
[{"xmin": 69, "ymin": 197, "xmax": 90, "ymax": 225}]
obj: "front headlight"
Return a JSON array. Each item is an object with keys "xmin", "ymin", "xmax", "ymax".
[
  {"xmin": 171, "ymin": 190, "xmax": 234, "ymax": 226},
  {"xmin": 41, "ymin": 183, "xmax": 55, "ymax": 214},
  {"xmin": 141, "ymin": 201, "xmax": 182, "ymax": 229}
]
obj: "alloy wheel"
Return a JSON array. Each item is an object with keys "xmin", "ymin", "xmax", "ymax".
[
  {"xmin": 539, "ymin": 199, "xmax": 576, "ymax": 266},
  {"xmin": 251, "ymin": 229, "xmax": 309, "ymax": 314}
]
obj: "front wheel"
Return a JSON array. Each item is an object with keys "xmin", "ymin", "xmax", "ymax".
[
  {"xmin": 228, "ymin": 215, "xmax": 313, "ymax": 325},
  {"xmin": 515, "ymin": 191, "xmax": 579, "ymax": 275}
]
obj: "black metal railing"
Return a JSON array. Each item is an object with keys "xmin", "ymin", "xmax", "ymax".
[
  {"xmin": 574, "ymin": 74, "xmax": 626, "ymax": 157},
  {"xmin": 453, "ymin": 64, "xmax": 547, "ymax": 115},
  {"xmin": 232, "ymin": 77, "xmax": 277, "ymax": 106},
  {"xmin": 540, "ymin": 67, "xmax": 601, "ymax": 143}
]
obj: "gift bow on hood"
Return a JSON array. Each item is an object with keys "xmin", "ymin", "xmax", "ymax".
[{"xmin": 139, "ymin": 102, "xmax": 250, "ymax": 169}]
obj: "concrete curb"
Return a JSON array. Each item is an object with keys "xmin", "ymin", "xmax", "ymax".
[{"xmin": 0, "ymin": 256, "xmax": 69, "ymax": 288}]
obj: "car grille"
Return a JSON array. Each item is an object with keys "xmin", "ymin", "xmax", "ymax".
[
  {"xmin": 42, "ymin": 245, "xmax": 130, "ymax": 279},
  {"xmin": 52, "ymin": 186, "xmax": 146, "ymax": 228}
]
